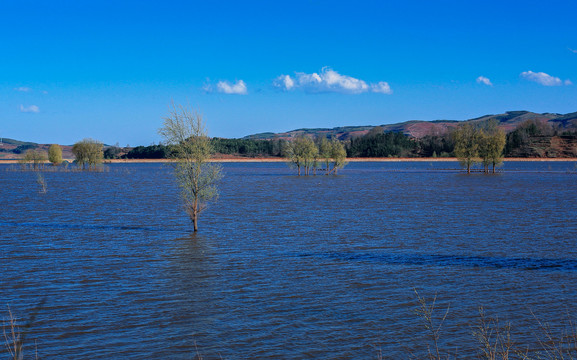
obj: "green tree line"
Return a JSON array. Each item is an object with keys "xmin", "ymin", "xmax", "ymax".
[
  {"xmin": 34, "ymin": 118, "xmax": 571, "ymax": 163},
  {"xmin": 346, "ymin": 127, "xmax": 417, "ymax": 157}
]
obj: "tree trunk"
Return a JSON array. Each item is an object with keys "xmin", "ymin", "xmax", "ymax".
[
  {"xmin": 467, "ymin": 163, "xmax": 471, "ymax": 174},
  {"xmin": 492, "ymin": 163, "xmax": 496, "ymax": 173},
  {"xmin": 193, "ymin": 199, "xmax": 199, "ymax": 232}
]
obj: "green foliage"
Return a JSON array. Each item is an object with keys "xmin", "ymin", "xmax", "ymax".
[
  {"xmin": 210, "ymin": 138, "xmax": 284, "ymax": 157},
  {"xmin": 347, "ymin": 129, "xmax": 416, "ymax": 157},
  {"xmin": 285, "ymin": 136, "xmax": 347, "ymax": 175},
  {"xmin": 124, "ymin": 144, "xmax": 171, "ymax": 159},
  {"xmin": 48, "ymin": 144, "xmax": 63, "ymax": 165},
  {"xmin": 120, "ymin": 138, "xmax": 285, "ymax": 159},
  {"xmin": 329, "ymin": 138, "xmax": 347, "ymax": 174},
  {"xmin": 504, "ymin": 119, "xmax": 555, "ymax": 157},
  {"xmin": 453, "ymin": 123, "xmax": 481, "ymax": 173},
  {"xmin": 103, "ymin": 144, "xmax": 123, "ymax": 159},
  {"xmin": 418, "ymin": 135, "xmax": 454, "ymax": 157},
  {"xmin": 318, "ymin": 137, "xmax": 332, "ymax": 174},
  {"xmin": 478, "ymin": 120, "xmax": 506, "ymax": 173},
  {"xmin": 284, "ymin": 136, "xmax": 319, "ymax": 175},
  {"xmin": 72, "ymin": 138, "xmax": 104, "ymax": 170}
]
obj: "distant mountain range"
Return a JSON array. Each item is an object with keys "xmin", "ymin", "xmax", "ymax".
[
  {"xmin": 2, "ymin": 110, "xmax": 577, "ymax": 160},
  {"xmin": 244, "ymin": 110, "xmax": 577, "ymax": 141}
]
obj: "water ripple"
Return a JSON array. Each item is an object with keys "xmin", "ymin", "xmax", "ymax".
[
  {"xmin": 0, "ymin": 220, "xmax": 182, "ymax": 233},
  {"xmin": 292, "ymin": 251, "xmax": 577, "ymax": 271}
]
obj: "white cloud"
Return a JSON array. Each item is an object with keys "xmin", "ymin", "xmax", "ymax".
[
  {"xmin": 274, "ymin": 67, "xmax": 392, "ymax": 94},
  {"xmin": 273, "ymin": 75, "xmax": 295, "ymax": 90},
  {"xmin": 371, "ymin": 81, "xmax": 393, "ymax": 94},
  {"xmin": 520, "ymin": 71, "xmax": 571, "ymax": 86},
  {"xmin": 569, "ymin": 48, "xmax": 577, "ymax": 53},
  {"xmin": 476, "ymin": 76, "xmax": 493, "ymax": 86},
  {"xmin": 20, "ymin": 104, "xmax": 40, "ymax": 113},
  {"xmin": 215, "ymin": 80, "xmax": 248, "ymax": 95},
  {"xmin": 15, "ymin": 87, "xmax": 31, "ymax": 92}
]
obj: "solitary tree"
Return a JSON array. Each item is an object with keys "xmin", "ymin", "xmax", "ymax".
[
  {"xmin": 159, "ymin": 103, "xmax": 222, "ymax": 232},
  {"xmin": 329, "ymin": 138, "xmax": 347, "ymax": 174},
  {"xmin": 72, "ymin": 138, "xmax": 103, "ymax": 170},
  {"xmin": 453, "ymin": 123, "xmax": 480, "ymax": 174},
  {"xmin": 487, "ymin": 130, "xmax": 506, "ymax": 173},
  {"xmin": 48, "ymin": 144, "xmax": 63, "ymax": 165},
  {"xmin": 478, "ymin": 121, "xmax": 506, "ymax": 173}
]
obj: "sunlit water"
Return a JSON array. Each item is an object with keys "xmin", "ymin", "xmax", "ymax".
[{"xmin": 1, "ymin": 161, "xmax": 576, "ymax": 359}]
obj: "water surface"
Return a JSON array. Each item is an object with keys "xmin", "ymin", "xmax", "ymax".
[{"xmin": 1, "ymin": 161, "xmax": 576, "ymax": 358}]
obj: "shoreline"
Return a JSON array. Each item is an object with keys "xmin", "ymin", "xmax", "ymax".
[{"xmin": 1, "ymin": 157, "xmax": 577, "ymax": 164}]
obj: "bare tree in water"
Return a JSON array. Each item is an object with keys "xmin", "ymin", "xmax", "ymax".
[{"xmin": 159, "ymin": 103, "xmax": 222, "ymax": 232}]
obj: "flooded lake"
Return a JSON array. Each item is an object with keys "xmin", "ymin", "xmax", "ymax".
[{"xmin": 1, "ymin": 161, "xmax": 576, "ymax": 358}]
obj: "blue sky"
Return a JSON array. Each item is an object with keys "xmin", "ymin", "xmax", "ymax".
[{"xmin": 1, "ymin": 0, "xmax": 576, "ymax": 145}]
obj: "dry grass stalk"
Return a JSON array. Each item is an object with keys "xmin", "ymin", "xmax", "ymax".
[
  {"xmin": 3, "ymin": 307, "xmax": 23, "ymax": 360},
  {"xmin": 472, "ymin": 306, "xmax": 518, "ymax": 360},
  {"xmin": 527, "ymin": 310, "xmax": 577, "ymax": 359},
  {"xmin": 35, "ymin": 173, "xmax": 47, "ymax": 194},
  {"xmin": 413, "ymin": 289, "xmax": 451, "ymax": 360}
]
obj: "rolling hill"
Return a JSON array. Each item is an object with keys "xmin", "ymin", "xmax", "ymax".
[{"xmin": 244, "ymin": 111, "xmax": 577, "ymax": 140}]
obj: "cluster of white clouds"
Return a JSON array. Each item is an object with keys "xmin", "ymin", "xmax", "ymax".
[
  {"xmin": 204, "ymin": 68, "xmax": 393, "ymax": 96},
  {"xmin": 520, "ymin": 71, "xmax": 572, "ymax": 86},
  {"xmin": 13, "ymin": 86, "xmax": 43, "ymax": 113},
  {"xmin": 20, "ymin": 104, "xmax": 40, "ymax": 113},
  {"xmin": 203, "ymin": 80, "xmax": 248, "ymax": 95},
  {"xmin": 476, "ymin": 71, "xmax": 572, "ymax": 87},
  {"xmin": 217, "ymin": 80, "xmax": 248, "ymax": 95},
  {"xmin": 203, "ymin": 67, "xmax": 573, "ymax": 97},
  {"xmin": 273, "ymin": 67, "xmax": 392, "ymax": 94},
  {"xmin": 476, "ymin": 76, "xmax": 493, "ymax": 86}
]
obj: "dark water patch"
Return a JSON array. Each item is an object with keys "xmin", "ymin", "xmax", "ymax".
[
  {"xmin": 293, "ymin": 251, "xmax": 577, "ymax": 272},
  {"xmin": 0, "ymin": 220, "xmax": 181, "ymax": 233}
]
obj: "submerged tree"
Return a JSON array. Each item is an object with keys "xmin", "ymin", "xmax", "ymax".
[
  {"xmin": 478, "ymin": 120, "xmax": 506, "ymax": 173},
  {"xmin": 48, "ymin": 144, "xmax": 63, "ymax": 165},
  {"xmin": 318, "ymin": 137, "xmax": 333, "ymax": 175},
  {"xmin": 72, "ymin": 138, "xmax": 103, "ymax": 170},
  {"xmin": 453, "ymin": 123, "xmax": 481, "ymax": 174},
  {"xmin": 159, "ymin": 103, "xmax": 222, "ymax": 232},
  {"xmin": 288, "ymin": 136, "xmax": 347, "ymax": 176},
  {"xmin": 329, "ymin": 138, "xmax": 347, "ymax": 174},
  {"xmin": 20, "ymin": 149, "xmax": 47, "ymax": 170},
  {"xmin": 285, "ymin": 136, "xmax": 318, "ymax": 175}
]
